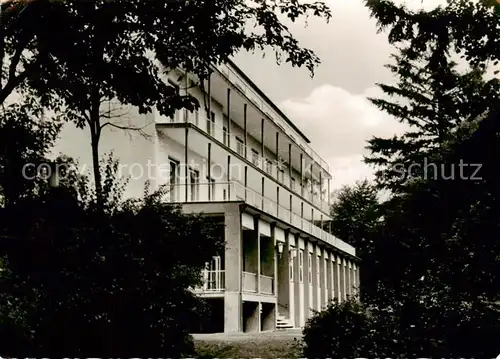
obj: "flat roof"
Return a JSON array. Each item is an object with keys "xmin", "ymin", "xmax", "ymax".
[{"xmin": 226, "ymin": 58, "xmax": 311, "ymax": 144}]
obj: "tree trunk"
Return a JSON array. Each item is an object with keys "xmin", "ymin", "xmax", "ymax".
[{"xmin": 91, "ymin": 130, "xmax": 103, "ymax": 207}]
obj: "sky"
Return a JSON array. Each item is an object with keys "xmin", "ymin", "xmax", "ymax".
[{"xmin": 233, "ymin": 0, "xmax": 445, "ymax": 189}]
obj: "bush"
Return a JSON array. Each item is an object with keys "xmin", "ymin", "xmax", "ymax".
[
  {"xmin": 0, "ymin": 179, "xmax": 224, "ymax": 356},
  {"xmin": 303, "ymin": 295, "xmax": 500, "ymax": 359},
  {"xmin": 303, "ymin": 297, "xmax": 372, "ymax": 359}
]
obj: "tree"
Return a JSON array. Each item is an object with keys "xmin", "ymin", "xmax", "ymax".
[
  {"xmin": 0, "ymin": 94, "xmax": 61, "ymax": 207},
  {"xmin": 303, "ymin": 109, "xmax": 500, "ymax": 359},
  {"xmin": 0, "ymin": 157, "xmax": 225, "ymax": 356},
  {"xmin": 330, "ymin": 179, "xmax": 380, "ymax": 249},
  {"xmin": 9, "ymin": 0, "xmax": 331, "ymax": 206},
  {"xmin": 329, "ymin": 180, "xmax": 380, "ymax": 298},
  {"xmin": 365, "ymin": 46, "xmax": 500, "ymax": 193}
]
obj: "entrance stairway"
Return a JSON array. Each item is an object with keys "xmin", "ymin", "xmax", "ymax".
[{"xmin": 276, "ymin": 314, "xmax": 294, "ymax": 330}]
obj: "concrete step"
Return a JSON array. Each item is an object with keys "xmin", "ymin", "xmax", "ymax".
[{"xmin": 276, "ymin": 316, "xmax": 294, "ymax": 330}]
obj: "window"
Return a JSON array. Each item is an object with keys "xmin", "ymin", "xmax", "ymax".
[
  {"xmin": 189, "ymin": 169, "xmax": 199, "ymax": 201},
  {"xmin": 299, "ymin": 250, "xmax": 304, "ymax": 283},
  {"xmin": 289, "ymin": 254, "xmax": 294, "ymax": 281},
  {"xmin": 223, "ymin": 189, "xmax": 227, "ymax": 201},
  {"xmin": 278, "ymin": 169, "xmax": 284, "ymax": 183},
  {"xmin": 291, "ymin": 177, "xmax": 296, "ymax": 191},
  {"xmin": 207, "ymin": 111, "xmax": 215, "ymax": 135},
  {"xmin": 169, "ymin": 158, "xmax": 179, "ymax": 201},
  {"xmin": 265, "ymin": 159, "xmax": 273, "ymax": 174},
  {"xmin": 236, "ymin": 137, "xmax": 244, "ymax": 156},
  {"xmin": 251, "ymin": 149, "xmax": 259, "ymax": 166},
  {"xmin": 223, "ymin": 127, "xmax": 228, "ymax": 145},
  {"xmin": 308, "ymin": 253, "xmax": 313, "ymax": 284}
]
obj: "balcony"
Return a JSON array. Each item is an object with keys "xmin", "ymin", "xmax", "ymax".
[
  {"xmin": 165, "ymin": 181, "xmax": 356, "ymax": 257},
  {"xmin": 216, "ymin": 63, "xmax": 330, "ymax": 174},
  {"xmin": 163, "ymin": 109, "xmax": 331, "ymax": 215},
  {"xmin": 195, "ymin": 269, "xmax": 225, "ymax": 292}
]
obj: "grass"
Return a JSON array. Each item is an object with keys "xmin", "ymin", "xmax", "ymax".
[{"xmin": 194, "ymin": 335, "xmax": 304, "ymax": 358}]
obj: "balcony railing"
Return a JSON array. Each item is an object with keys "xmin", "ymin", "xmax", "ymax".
[
  {"xmin": 260, "ymin": 275, "xmax": 274, "ymax": 295},
  {"xmin": 195, "ymin": 270, "xmax": 225, "ymax": 292},
  {"xmin": 160, "ymin": 110, "xmax": 331, "ymax": 215},
  {"xmin": 165, "ymin": 181, "xmax": 356, "ymax": 257},
  {"xmin": 242, "ymin": 271, "xmax": 257, "ymax": 292},
  {"xmin": 216, "ymin": 63, "xmax": 330, "ymax": 174}
]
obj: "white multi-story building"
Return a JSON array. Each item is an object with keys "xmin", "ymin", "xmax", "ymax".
[{"xmin": 53, "ymin": 60, "xmax": 360, "ymax": 333}]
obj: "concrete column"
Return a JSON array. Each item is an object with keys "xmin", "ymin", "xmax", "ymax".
[
  {"xmin": 311, "ymin": 242, "xmax": 318, "ymax": 315},
  {"xmin": 342, "ymin": 258, "xmax": 347, "ymax": 301},
  {"xmin": 329, "ymin": 252, "xmax": 335, "ymax": 302},
  {"xmin": 273, "ymin": 226, "xmax": 278, "ymax": 299},
  {"xmin": 244, "ymin": 104, "xmax": 248, "ymax": 159},
  {"xmin": 184, "ymin": 127, "xmax": 189, "ymax": 201},
  {"xmin": 224, "ymin": 211, "xmax": 242, "ymax": 333},
  {"xmin": 207, "ymin": 143, "xmax": 212, "ymax": 201},
  {"xmin": 348, "ymin": 260, "xmax": 353, "ymax": 297},
  {"xmin": 275, "ymin": 132, "xmax": 279, "ymax": 162},
  {"xmin": 356, "ymin": 264, "xmax": 360, "ymax": 296},
  {"xmin": 278, "ymin": 230, "xmax": 290, "ymax": 317},
  {"xmin": 261, "ymin": 118, "xmax": 264, "ymax": 156},
  {"xmin": 300, "ymin": 154, "xmax": 304, "ymax": 196},
  {"xmin": 255, "ymin": 216, "xmax": 261, "ymax": 293},
  {"xmin": 317, "ymin": 247, "xmax": 323, "ymax": 309},
  {"xmin": 293, "ymin": 235, "xmax": 300, "ymax": 327},
  {"xmin": 332, "ymin": 254, "xmax": 338, "ymax": 302},
  {"xmin": 337, "ymin": 255, "xmax": 343, "ymax": 303},
  {"xmin": 227, "ymin": 88, "xmax": 231, "ymax": 148},
  {"xmin": 323, "ymin": 248, "xmax": 330, "ymax": 307},
  {"xmin": 303, "ymin": 239, "xmax": 310, "ymax": 324}
]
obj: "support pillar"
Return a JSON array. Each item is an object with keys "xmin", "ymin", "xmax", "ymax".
[
  {"xmin": 311, "ymin": 242, "xmax": 318, "ymax": 315},
  {"xmin": 303, "ymin": 240, "xmax": 310, "ymax": 325},
  {"xmin": 320, "ymin": 247, "xmax": 328, "ymax": 308},
  {"xmin": 293, "ymin": 235, "xmax": 301, "ymax": 327},
  {"xmin": 254, "ymin": 216, "xmax": 261, "ymax": 294},
  {"xmin": 342, "ymin": 258, "xmax": 347, "ymax": 301},
  {"xmin": 356, "ymin": 264, "xmax": 360, "ymax": 296},
  {"xmin": 224, "ymin": 211, "xmax": 242, "ymax": 333},
  {"xmin": 347, "ymin": 260, "xmax": 353, "ymax": 298},
  {"xmin": 337, "ymin": 255, "xmax": 343, "ymax": 303},
  {"xmin": 261, "ymin": 118, "xmax": 265, "ymax": 156},
  {"xmin": 244, "ymin": 104, "xmax": 248, "ymax": 159},
  {"xmin": 208, "ymin": 143, "xmax": 212, "ymax": 201},
  {"xmin": 278, "ymin": 230, "xmax": 290, "ymax": 317},
  {"xmin": 227, "ymin": 88, "xmax": 231, "ymax": 148},
  {"xmin": 184, "ymin": 127, "xmax": 189, "ymax": 202}
]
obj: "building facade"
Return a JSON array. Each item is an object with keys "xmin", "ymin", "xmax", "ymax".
[{"xmin": 53, "ymin": 60, "xmax": 360, "ymax": 333}]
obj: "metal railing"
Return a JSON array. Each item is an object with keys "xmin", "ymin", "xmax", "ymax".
[
  {"xmin": 195, "ymin": 270, "xmax": 225, "ymax": 292},
  {"xmin": 217, "ymin": 63, "xmax": 330, "ymax": 174},
  {"xmin": 164, "ymin": 181, "xmax": 355, "ymax": 257},
  {"xmin": 160, "ymin": 109, "xmax": 331, "ymax": 215}
]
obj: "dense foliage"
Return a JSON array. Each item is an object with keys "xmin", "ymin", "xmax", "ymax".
[
  {"xmin": 304, "ymin": 2, "xmax": 500, "ymax": 358},
  {"xmin": 0, "ymin": 158, "xmax": 224, "ymax": 356},
  {"xmin": 1, "ymin": 0, "xmax": 331, "ymax": 204}
]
